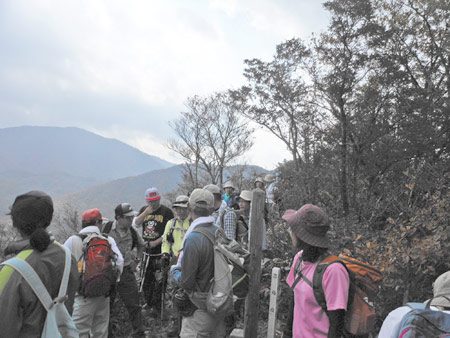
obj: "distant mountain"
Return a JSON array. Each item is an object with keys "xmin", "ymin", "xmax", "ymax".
[
  {"xmin": 56, "ymin": 165, "xmax": 185, "ymax": 220},
  {"xmin": 54, "ymin": 164, "xmax": 268, "ymax": 220},
  {"xmin": 0, "ymin": 170, "xmax": 102, "ymax": 216},
  {"xmin": 0, "ymin": 126, "xmax": 173, "ymax": 179},
  {"xmin": 0, "ymin": 126, "xmax": 173, "ymax": 217}
]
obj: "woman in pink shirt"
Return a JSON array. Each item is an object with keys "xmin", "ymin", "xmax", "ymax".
[{"xmin": 283, "ymin": 204, "xmax": 350, "ymax": 338}]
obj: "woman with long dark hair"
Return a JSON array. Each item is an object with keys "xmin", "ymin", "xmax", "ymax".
[
  {"xmin": 283, "ymin": 204, "xmax": 350, "ymax": 338},
  {"xmin": 0, "ymin": 191, "xmax": 79, "ymax": 338}
]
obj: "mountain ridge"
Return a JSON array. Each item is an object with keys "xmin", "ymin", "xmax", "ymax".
[{"xmin": 0, "ymin": 126, "xmax": 173, "ymax": 179}]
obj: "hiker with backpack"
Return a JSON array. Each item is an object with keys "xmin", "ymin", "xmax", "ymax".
[
  {"xmin": 283, "ymin": 204, "xmax": 350, "ymax": 338},
  {"xmin": 63, "ymin": 208, "xmax": 124, "ymax": 338},
  {"xmin": 0, "ymin": 190, "xmax": 79, "ymax": 338},
  {"xmin": 379, "ymin": 270, "xmax": 450, "ymax": 337},
  {"xmin": 161, "ymin": 195, "xmax": 191, "ymax": 264},
  {"xmin": 205, "ymin": 183, "xmax": 236, "ymax": 241},
  {"xmin": 106, "ymin": 203, "xmax": 147, "ymax": 338},
  {"xmin": 170, "ymin": 188, "xmax": 227, "ymax": 338},
  {"xmin": 135, "ymin": 187, "xmax": 174, "ymax": 316},
  {"xmin": 207, "ymin": 183, "xmax": 239, "ymax": 242},
  {"xmin": 235, "ymin": 190, "xmax": 252, "ymax": 245},
  {"xmin": 204, "ymin": 184, "xmax": 226, "ymax": 222},
  {"xmin": 222, "ymin": 181, "xmax": 239, "ymax": 209},
  {"xmin": 160, "ymin": 195, "xmax": 191, "ymax": 338}
]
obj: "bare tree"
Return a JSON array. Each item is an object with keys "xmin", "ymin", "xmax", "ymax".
[
  {"xmin": 49, "ymin": 203, "xmax": 80, "ymax": 243},
  {"xmin": 0, "ymin": 221, "xmax": 18, "ymax": 259},
  {"xmin": 168, "ymin": 92, "xmax": 254, "ymax": 189}
]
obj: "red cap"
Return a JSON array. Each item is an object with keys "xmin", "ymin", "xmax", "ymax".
[{"xmin": 82, "ymin": 208, "xmax": 102, "ymax": 224}]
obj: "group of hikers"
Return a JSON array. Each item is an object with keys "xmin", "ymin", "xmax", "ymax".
[
  {"xmin": 1, "ymin": 171, "xmax": 449, "ymax": 338},
  {"xmin": 0, "ymin": 175, "xmax": 275, "ymax": 338}
]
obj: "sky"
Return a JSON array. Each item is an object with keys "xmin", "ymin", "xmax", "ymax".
[{"xmin": 0, "ymin": 0, "xmax": 330, "ymax": 170}]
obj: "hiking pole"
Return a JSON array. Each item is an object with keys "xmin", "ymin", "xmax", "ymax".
[
  {"xmin": 160, "ymin": 263, "xmax": 169, "ymax": 323},
  {"xmin": 139, "ymin": 252, "xmax": 150, "ymax": 293}
]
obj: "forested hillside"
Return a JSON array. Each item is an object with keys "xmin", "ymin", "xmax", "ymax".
[{"xmin": 166, "ymin": 0, "xmax": 450, "ymax": 329}]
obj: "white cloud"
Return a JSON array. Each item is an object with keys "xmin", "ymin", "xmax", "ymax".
[
  {"xmin": 0, "ymin": 0, "xmax": 329, "ymax": 170},
  {"xmin": 210, "ymin": 0, "xmax": 318, "ymax": 39},
  {"xmin": 246, "ymin": 126, "xmax": 292, "ymax": 170}
]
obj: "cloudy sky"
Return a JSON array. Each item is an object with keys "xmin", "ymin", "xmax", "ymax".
[{"xmin": 0, "ymin": 0, "xmax": 330, "ymax": 170}]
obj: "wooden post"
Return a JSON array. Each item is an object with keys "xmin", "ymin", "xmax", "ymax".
[
  {"xmin": 267, "ymin": 267, "xmax": 281, "ymax": 338},
  {"xmin": 244, "ymin": 188, "xmax": 265, "ymax": 338}
]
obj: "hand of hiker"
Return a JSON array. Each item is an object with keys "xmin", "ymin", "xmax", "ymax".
[
  {"xmin": 130, "ymin": 258, "xmax": 138, "ymax": 272},
  {"xmin": 160, "ymin": 253, "xmax": 170, "ymax": 268}
]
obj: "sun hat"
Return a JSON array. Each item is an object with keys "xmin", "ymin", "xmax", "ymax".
[
  {"xmin": 238, "ymin": 190, "xmax": 253, "ymax": 202},
  {"xmin": 114, "ymin": 203, "xmax": 138, "ymax": 217},
  {"xmin": 429, "ymin": 271, "xmax": 450, "ymax": 308},
  {"xmin": 264, "ymin": 174, "xmax": 275, "ymax": 183},
  {"xmin": 145, "ymin": 187, "xmax": 161, "ymax": 201},
  {"xmin": 282, "ymin": 204, "xmax": 330, "ymax": 248},
  {"xmin": 203, "ymin": 184, "xmax": 221, "ymax": 195},
  {"xmin": 254, "ymin": 177, "xmax": 264, "ymax": 185},
  {"xmin": 223, "ymin": 181, "xmax": 235, "ymax": 190},
  {"xmin": 173, "ymin": 195, "xmax": 189, "ymax": 208},
  {"xmin": 189, "ymin": 188, "xmax": 214, "ymax": 210}
]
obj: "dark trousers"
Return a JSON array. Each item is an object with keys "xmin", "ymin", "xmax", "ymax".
[
  {"xmin": 110, "ymin": 265, "xmax": 145, "ymax": 337},
  {"xmin": 143, "ymin": 257, "xmax": 163, "ymax": 308}
]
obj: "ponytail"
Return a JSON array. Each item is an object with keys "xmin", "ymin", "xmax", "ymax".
[{"xmin": 29, "ymin": 228, "xmax": 52, "ymax": 252}]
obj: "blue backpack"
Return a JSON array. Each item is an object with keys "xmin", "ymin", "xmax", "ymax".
[{"xmin": 397, "ymin": 302, "xmax": 450, "ymax": 338}]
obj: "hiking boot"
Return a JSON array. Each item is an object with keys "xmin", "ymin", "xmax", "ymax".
[
  {"xmin": 166, "ymin": 323, "xmax": 179, "ymax": 337},
  {"xmin": 166, "ymin": 331, "xmax": 179, "ymax": 338},
  {"xmin": 146, "ymin": 306, "xmax": 159, "ymax": 318}
]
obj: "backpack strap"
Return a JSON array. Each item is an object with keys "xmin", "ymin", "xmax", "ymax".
[
  {"xmin": 423, "ymin": 295, "xmax": 450, "ymax": 309},
  {"xmin": 191, "ymin": 225, "xmax": 216, "ymax": 293},
  {"xmin": 103, "ymin": 221, "xmax": 137, "ymax": 250},
  {"xmin": 168, "ymin": 219, "xmax": 177, "ymax": 237},
  {"xmin": 192, "ymin": 226, "xmax": 215, "ymax": 245},
  {"xmin": 1, "ymin": 244, "xmax": 71, "ymax": 310},
  {"xmin": 57, "ymin": 244, "xmax": 72, "ymax": 299},
  {"xmin": 130, "ymin": 227, "xmax": 138, "ymax": 250},
  {"xmin": 406, "ymin": 302, "xmax": 427, "ymax": 310},
  {"xmin": 76, "ymin": 233, "xmax": 88, "ymax": 241},
  {"xmin": 290, "ymin": 257, "xmax": 313, "ymax": 290},
  {"xmin": 238, "ymin": 215, "xmax": 249, "ymax": 230},
  {"xmin": 102, "ymin": 221, "xmax": 113, "ymax": 235}
]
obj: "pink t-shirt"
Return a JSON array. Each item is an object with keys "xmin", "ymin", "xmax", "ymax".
[{"xmin": 286, "ymin": 251, "xmax": 350, "ymax": 338}]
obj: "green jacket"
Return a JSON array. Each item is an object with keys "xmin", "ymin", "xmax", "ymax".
[{"xmin": 161, "ymin": 217, "xmax": 191, "ymax": 257}]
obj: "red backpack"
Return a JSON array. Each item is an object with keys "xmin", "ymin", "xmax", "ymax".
[{"xmin": 77, "ymin": 233, "xmax": 118, "ymax": 297}]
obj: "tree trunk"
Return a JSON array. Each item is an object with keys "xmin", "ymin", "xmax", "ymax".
[{"xmin": 340, "ymin": 104, "xmax": 349, "ymax": 216}]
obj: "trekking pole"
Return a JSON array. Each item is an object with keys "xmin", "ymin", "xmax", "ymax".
[
  {"xmin": 160, "ymin": 263, "xmax": 169, "ymax": 323},
  {"xmin": 139, "ymin": 252, "xmax": 150, "ymax": 293}
]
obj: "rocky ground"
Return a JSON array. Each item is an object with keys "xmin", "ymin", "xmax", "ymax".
[{"xmin": 108, "ymin": 257, "xmax": 290, "ymax": 338}]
